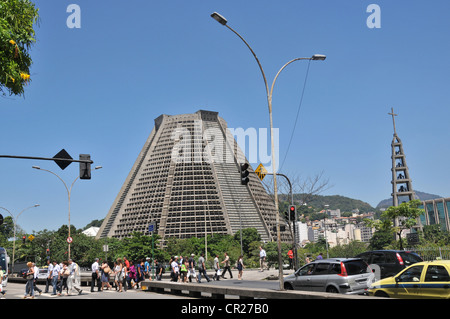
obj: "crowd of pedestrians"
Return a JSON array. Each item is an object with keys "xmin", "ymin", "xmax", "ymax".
[
  {"xmin": 22, "ymin": 258, "xmax": 82, "ymax": 299},
  {"xmin": 167, "ymin": 252, "xmax": 244, "ymax": 283},
  {"xmin": 90, "ymin": 256, "xmax": 167, "ymax": 292},
  {"xmin": 18, "ymin": 249, "xmax": 254, "ymax": 298}
]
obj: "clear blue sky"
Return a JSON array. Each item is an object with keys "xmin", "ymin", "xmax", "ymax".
[{"xmin": 1, "ymin": 0, "xmax": 450, "ymax": 234}]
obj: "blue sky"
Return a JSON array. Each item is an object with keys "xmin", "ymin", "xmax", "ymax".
[{"xmin": 1, "ymin": 0, "xmax": 450, "ymax": 234}]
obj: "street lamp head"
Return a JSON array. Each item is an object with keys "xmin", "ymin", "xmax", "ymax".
[
  {"xmin": 311, "ymin": 54, "xmax": 326, "ymax": 61},
  {"xmin": 34, "ymin": 204, "xmax": 40, "ymax": 207},
  {"xmin": 211, "ymin": 12, "xmax": 227, "ymax": 25},
  {"xmin": 32, "ymin": 166, "xmax": 41, "ymax": 170},
  {"xmin": 94, "ymin": 166, "xmax": 102, "ymax": 170}
]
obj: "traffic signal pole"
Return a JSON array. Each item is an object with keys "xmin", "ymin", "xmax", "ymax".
[
  {"xmin": 267, "ymin": 173, "xmax": 298, "ymax": 270},
  {"xmin": 0, "ymin": 149, "xmax": 94, "ymax": 178}
]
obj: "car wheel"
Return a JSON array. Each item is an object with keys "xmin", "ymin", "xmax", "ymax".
[
  {"xmin": 284, "ymin": 283, "xmax": 294, "ymax": 290},
  {"xmin": 326, "ymin": 286, "xmax": 339, "ymax": 293},
  {"xmin": 375, "ymin": 291, "xmax": 390, "ymax": 298}
]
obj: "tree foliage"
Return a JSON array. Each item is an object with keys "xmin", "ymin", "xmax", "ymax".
[{"xmin": 0, "ymin": 0, "xmax": 39, "ymax": 97}]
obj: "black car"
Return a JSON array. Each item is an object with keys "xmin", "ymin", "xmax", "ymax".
[{"xmin": 355, "ymin": 250, "xmax": 423, "ymax": 279}]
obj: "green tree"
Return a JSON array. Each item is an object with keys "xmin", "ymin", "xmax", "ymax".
[
  {"xmin": 365, "ymin": 200, "xmax": 424, "ymax": 250},
  {"xmin": 384, "ymin": 200, "xmax": 424, "ymax": 250},
  {"xmin": 233, "ymin": 228, "xmax": 261, "ymax": 256},
  {"xmin": 0, "ymin": 0, "xmax": 39, "ymax": 96}
]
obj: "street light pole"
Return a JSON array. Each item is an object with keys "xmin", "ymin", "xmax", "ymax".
[
  {"xmin": 211, "ymin": 12, "xmax": 325, "ymax": 290},
  {"xmin": 32, "ymin": 165, "xmax": 102, "ymax": 259},
  {"xmin": 0, "ymin": 204, "xmax": 39, "ymax": 274}
]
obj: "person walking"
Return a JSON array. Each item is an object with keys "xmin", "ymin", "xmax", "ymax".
[
  {"xmin": 136, "ymin": 259, "xmax": 145, "ymax": 287},
  {"xmin": 237, "ymin": 255, "xmax": 245, "ymax": 280},
  {"xmin": 68, "ymin": 259, "xmax": 83, "ymax": 295},
  {"xmin": 170, "ymin": 256, "xmax": 179, "ymax": 282},
  {"xmin": 100, "ymin": 261, "xmax": 112, "ymax": 291},
  {"xmin": 114, "ymin": 258, "xmax": 124, "ymax": 292},
  {"xmin": 32, "ymin": 262, "xmax": 42, "ymax": 295},
  {"xmin": 154, "ymin": 259, "xmax": 163, "ymax": 281},
  {"xmin": 0, "ymin": 266, "xmax": 5, "ymax": 299},
  {"xmin": 122, "ymin": 260, "xmax": 128, "ymax": 291},
  {"xmin": 180, "ymin": 260, "xmax": 188, "ymax": 283},
  {"xmin": 259, "ymin": 246, "xmax": 266, "ymax": 272},
  {"xmin": 144, "ymin": 257, "xmax": 151, "ymax": 280},
  {"xmin": 44, "ymin": 259, "xmax": 53, "ymax": 293},
  {"xmin": 188, "ymin": 254, "xmax": 198, "ymax": 283},
  {"xmin": 221, "ymin": 252, "xmax": 233, "ymax": 279},
  {"xmin": 91, "ymin": 258, "xmax": 101, "ymax": 292},
  {"xmin": 213, "ymin": 254, "xmax": 221, "ymax": 281},
  {"xmin": 59, "ymin": 261, "xmax": 70, "ymax": 296},
  {"xmin": 128, "ymin": 260, "xmax": 136, "ymax": 289},
  {"xmin": 51, "ymin": 260, "xmax": 61, "ymax": 296},
  {"xmin": 288, "ymin": 249, "xmax": 294, "ymax": 270},
  {"xmin": 197, "ymin": 253, "xmax": 210, "ymax": 283},
  {"xmin": 23, "ymin": 262, "xmax": 35, "ymax": 299}
]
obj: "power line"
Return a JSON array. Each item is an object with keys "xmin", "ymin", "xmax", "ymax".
[{"xmin": 279, "ymin": 59, "xmax": 312, "ymax": 172}]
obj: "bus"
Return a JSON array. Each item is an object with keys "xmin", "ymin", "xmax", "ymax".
[{"xmin": 0, "ymin": 247, "xmax": 9, "ymax": 287}]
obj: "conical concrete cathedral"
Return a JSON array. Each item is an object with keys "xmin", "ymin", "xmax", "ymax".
[{"xmin": 97, "ymin": 110, "xmax": 290, "ymax": 244}]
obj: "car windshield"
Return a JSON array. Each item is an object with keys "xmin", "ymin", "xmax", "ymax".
[
  {"xmin": 344, "ymin": 260, "xmax": 369, "ymax": 275},
  {"xmin": 399, "ymin": 252, "xmax": 423, "ymax": 265}
]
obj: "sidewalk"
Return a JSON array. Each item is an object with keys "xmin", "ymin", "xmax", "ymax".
[{"xmin": 229, "ymin": 268, "xmax": 295, "ymax": 281}]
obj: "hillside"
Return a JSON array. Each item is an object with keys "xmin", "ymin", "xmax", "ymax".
[
  {"xmin": 279, "ymin": 193, "xmax": 376, "ymax": 213},
  {"xmin": 376, "ymin": 190, "xmax": 443, "ymax": 209}
]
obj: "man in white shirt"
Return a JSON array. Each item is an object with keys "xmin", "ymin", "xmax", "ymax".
[
  {"xmin": 32, "ymin": 263, "xmax": 42, "ymax": 295},
  {"xmin": 68, "ymin": 259, "xmax": 82, "ymax": 295},
  {"xmin": 259, "ymin": 246, "xmax": 267, "ymax": 272},
  {"xmin": 91, "ymin": 258, "xmax": 100, "ymax": 292},
  {"xmin": 171, "ymin": 256, "xmax": 179, "ymax": 282},
  {"xmin": 51, "ymin": 261, "xmax": 60, "ymax": 295}
]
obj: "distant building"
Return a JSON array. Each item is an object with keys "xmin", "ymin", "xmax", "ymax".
[
  {"xmin": 82, "ymin": 226, "xmax": 99, "ymax": 237},
  {"xmin": 419, "ymin": 198, "xmax": 450, "ymax": 232}
]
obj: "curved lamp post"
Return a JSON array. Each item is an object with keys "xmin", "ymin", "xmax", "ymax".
[
  {"xmin": 32, "ymin": 165, "xmax": 102, "ymax": 259},
  {"xmin": 211, "ymin": 12, "xmax": 326, "ymax": 290},
  {"xmin": 0, "ymin": 204, "xmax": 40, "ymax": 274}
]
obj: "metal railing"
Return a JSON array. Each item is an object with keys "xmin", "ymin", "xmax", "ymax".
[{"xmin": 404, "ymin": 247, "xmax": 450, "ymax": 261}]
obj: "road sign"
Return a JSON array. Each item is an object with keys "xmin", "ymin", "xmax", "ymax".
[
  {"xmin": 53, "ymin": 149, "xmax": 73, "ymax": 170},
  {"xmin": 67, "ymin": 236, "xmax": 73, "ymax": 244},
  {"xmin": 148, "ymin": 222, "xmax": 156, "ymax": 233},
  {"xmin": 28, "ymin": 234, "xmax": 35, "ymax": 242},
  {"xmin": 255, "ymin": 163, "xmax": 268, "ymax": 181}
]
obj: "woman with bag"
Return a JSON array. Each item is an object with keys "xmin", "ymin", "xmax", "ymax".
[
  {"xmin": 23, "ymin": 262, "xmax": 35, "ymax": 299},
  {"xmin": 101, "ymin": 261, "xmax": 112, "ymax": 291},
  {"xmin": 59, "ymin": 261, "xmax": 70, "ymax": 296},
  {"xmin": 114, "ymin": 258, "xmax": 124, "ymax": 292}
]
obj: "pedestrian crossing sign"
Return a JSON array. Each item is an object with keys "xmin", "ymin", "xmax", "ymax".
[{"xmin": 255, "ymin": 163, "xmax": 268, "ymax": 181}]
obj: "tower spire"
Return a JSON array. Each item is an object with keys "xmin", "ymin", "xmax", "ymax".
[
  {"xmin": 389, "ymin": 108, "xmax": 415, "ymax": 207},
  {"xmin": 388, "ymin": 107, "xmax": 398, "ymax": 136}
]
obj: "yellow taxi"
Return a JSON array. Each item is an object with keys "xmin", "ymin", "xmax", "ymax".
[{"xmin": 369, "ymin": 260, "xmax": 450, "ymax": 299}]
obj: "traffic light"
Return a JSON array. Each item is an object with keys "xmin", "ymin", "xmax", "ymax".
[
  {"xmin": 22, "ymin": 235, "xmax": 26, "ymax": 244},
  {"xmin": 79, "ymin": 154, "xmax": 91, "ymax": 179},
  {"xmin": 289, "ymin": 205, "xmax": 296, "ymax": 221},
  {"xmin": 240, "ymin": 163, "xmax": 249, "ymax": 185}
]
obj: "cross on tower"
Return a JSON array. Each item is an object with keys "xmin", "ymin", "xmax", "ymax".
[{"xmin": 388, "ymin": 107, "xmax": 398, "ymax": 136}]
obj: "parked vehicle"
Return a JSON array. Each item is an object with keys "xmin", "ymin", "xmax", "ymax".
[
  {"xmin": 369, "ymin": 260, "xmax": 450, "ymax": 299},
  {"xmin": 355, "ymin": 250, "xmax": 423, "ymax": 279},
  {"xmin": 284, "ymin": 258, "xmax": 374, "ymax": 295}
]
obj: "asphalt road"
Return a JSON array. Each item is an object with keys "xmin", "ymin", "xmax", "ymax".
[{"xmin": 1, "ymin": 282, "xmax": 193, "ymax": 300}]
